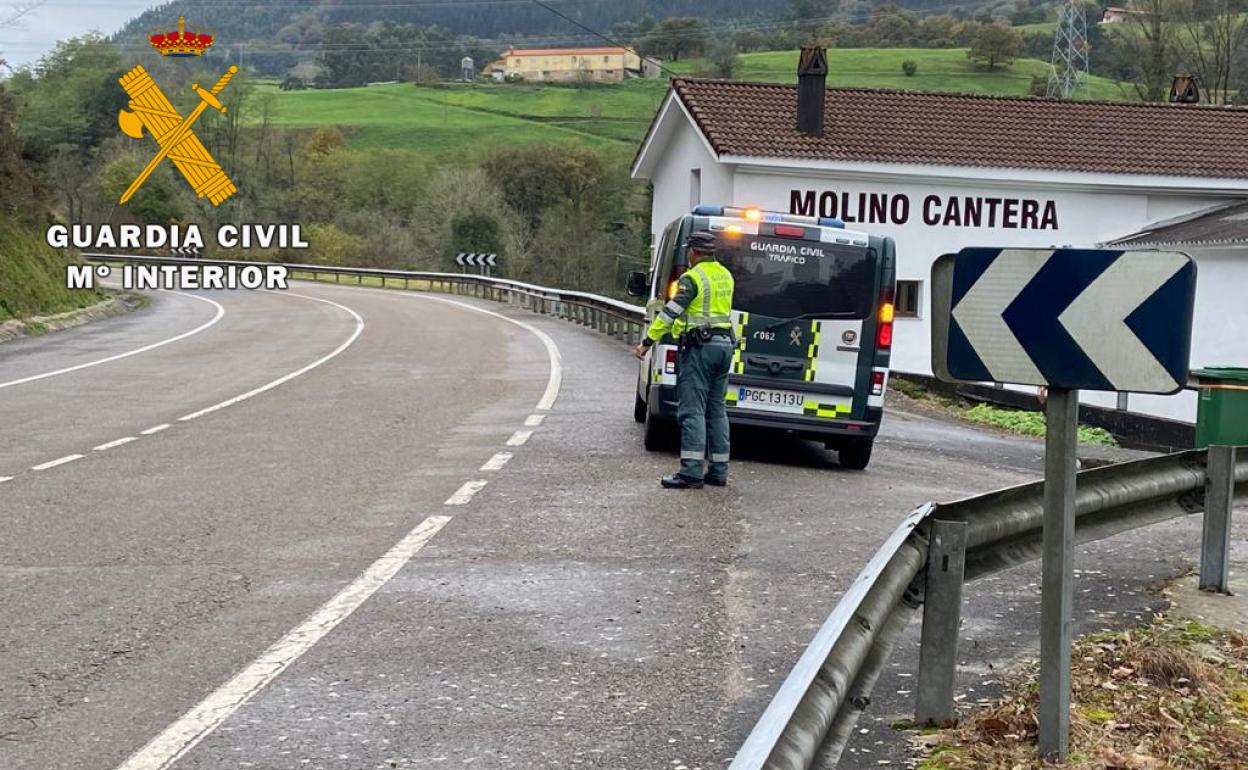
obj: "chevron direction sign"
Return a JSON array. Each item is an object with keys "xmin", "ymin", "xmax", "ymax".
[
  {"xmin": 456, "ymin": 252, "xmax": 497, "ymax": 267},
  {"xmin": 932, "ymin": 248, "xmax": 1196, "ymax": 394}
]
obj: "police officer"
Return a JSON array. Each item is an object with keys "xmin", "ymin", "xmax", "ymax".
[{"xmin": 632, "ymin": 231, "xmax": 736, "ymax": 489}]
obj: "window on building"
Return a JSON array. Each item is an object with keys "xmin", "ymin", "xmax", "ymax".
[
  {"xmin": 689, "ymin": 168, "xmax": 702, "ymax": 209},
  {"xmin": 895, "ymin": 280, "xmax": 922, "ymax": 318},
  {"xmin": 603, "ymin": 55, "xmax": 610, "ymax": 63}
]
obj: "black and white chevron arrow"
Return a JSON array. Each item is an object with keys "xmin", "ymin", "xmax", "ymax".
[
  {"xmin": 170, "ymin": 246, "xmax": 203, "ymax": 258},
  {"xmin": 932, "ymin": 247, "xmax": 1196, "ymax": 394},
  {"xmin": 456, "ymin": 252, "xmax": 497, "ymax": 267}
]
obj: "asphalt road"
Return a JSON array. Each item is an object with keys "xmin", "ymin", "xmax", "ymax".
[{"xmin": 0, "ymin": 282, "xmax": 1212, "ymax": 770}]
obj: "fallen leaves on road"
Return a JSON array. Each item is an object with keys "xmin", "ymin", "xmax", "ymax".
[{"xmin": 905, "ymin": 618, "xmax": 1248, "ymax": 769}]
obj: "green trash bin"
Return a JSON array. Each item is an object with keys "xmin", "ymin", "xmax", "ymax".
[{"xmin": 1193, "ymin": 367, "xmax": 1248, "ymax": 448}]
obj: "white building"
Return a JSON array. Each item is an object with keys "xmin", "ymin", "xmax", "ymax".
[{"xmin": 631, "ymin": 75, "xmax": 1248, "ymax": 424}]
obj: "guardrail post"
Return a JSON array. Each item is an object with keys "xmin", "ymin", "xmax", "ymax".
[
  {"xmin": 1200, "ymin": 445, "xmax": 1236, "ymax": 593},
  {"xmin": 915, "ymin": 519, "xmax": 968, "ymax": 727}
]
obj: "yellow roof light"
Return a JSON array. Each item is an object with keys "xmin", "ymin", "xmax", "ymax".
[{"xmin": 743, "ymin": 208, "xmax": 762, "ymax": 222}]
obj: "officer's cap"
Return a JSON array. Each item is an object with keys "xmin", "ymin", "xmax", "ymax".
[{"xmin": 685, "ymin": 231, "xmax": 717, "ymax": 252}]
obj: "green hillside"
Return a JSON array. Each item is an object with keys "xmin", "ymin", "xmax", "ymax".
[
  {"xmin": 258, "ymin": 48, "xmax": 1135, "ymax": 156},
  {"xmin": 671, "ymin": 48, "xmax": 1135, "ymax": 100}
]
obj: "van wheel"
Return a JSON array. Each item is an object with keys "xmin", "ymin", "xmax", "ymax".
[
  {"xmin": 643, "ymin": 408, "xmax": 674, "ymax": 452},
  {"xmin": 838, "ymin": 439, "xmax": 874, "ymax": 470},
  {"xmin": 633, "ymin": 391, "xmax": 647, "ymax": 423}
]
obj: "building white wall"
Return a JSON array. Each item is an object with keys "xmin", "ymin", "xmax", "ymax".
[{"xmin": 643, "ymin": 118, "xmax": 1241, "ymax": 424}]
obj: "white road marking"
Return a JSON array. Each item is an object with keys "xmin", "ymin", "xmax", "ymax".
[
  {"xmin": 0, "ymin": 476, "xmax": 12, "ymax": 483},
  {"xmin": 140, "ymin": 424, "xmax": 170, "ymax": 436},
  {"xmin": 0, "ymin": 292, "xmax": 225, "ymax": 390},
  {"xmin": 94, "ymin": 437, "xmax": 138, "ymax": 451},
  {"xmin": 32, "ymin": 454, "xmax": 84, "ymax": 471},
  {"xmin": 112, "ymin": 282, "xmax": 563, "ymax": 768},
  {"xmin": 111, "ymin": 515, "xmax": 452, "ymax": 770},
  {"xmin": 524, "ymin": 414, "xmax": 545, "ymax": 427},
  {"xmin": 480, "ymin": 452, "xmax": 512, "ymax": 471},
  {"xmin": 312, "ymin": 284, "xmax": 563, "ymax": 413},
  {"xmin": 506, "ymin": 429, "xmax": 533, "ymax": 447},
  {"xmin": 444, "ymin": 479, "xmax": 488, "ymax": 505},
  {"xmin": 178, "ymin": 293, "xmax": 364, "ymax": 422}
]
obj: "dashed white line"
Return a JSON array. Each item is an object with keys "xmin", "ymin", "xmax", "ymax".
[
  {"xmin": 111, "ymin": 514, "xmax": 452, "ymax": 770},
  {"xmin": 444, "ymin": 479, "xmax": 488, "ymax": 506},
  {"xmin": 0, "ymin": 292, "xmax": 225, "ymax": 390},
  {"xmin": 140, "ymin": 424, "xmax": 170, "ymax": 436},
  {"xmin": 480, "ymin": 452, "xmax": 513, "ymax": 471},
  {"xmin": 0, "ymin": 476, "xmax": 12, "ymax": 484},
  {"xmin": 178, "ymin": 293, "xmax": 364, "ymax": 422},
  {"xmin": 506, "ymin": 429, "xmax": 534, "ymax": 447},
  {"xmin": 94, "ymin": 437, "xmax": 138, "ymax": 451},
  {"xmin": 524, "ymin": 414, "xmax": 546, "ymax": 427},
  {"xmin": 31, "ymin": 454, "xmax": 84, "ymax": 471}
]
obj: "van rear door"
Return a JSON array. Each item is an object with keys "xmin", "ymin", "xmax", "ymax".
[{"xmin": 716, "ymin": 228, "xmax": 877, "ymax": 419}]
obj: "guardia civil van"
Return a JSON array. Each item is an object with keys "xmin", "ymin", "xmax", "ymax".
[{"xmin": 626, "ymin": 206, "xmax": 897, "ymax": 470}]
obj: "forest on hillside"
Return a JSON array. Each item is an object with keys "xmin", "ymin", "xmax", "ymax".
[{"xmin": 114, "ymin": 0, "xmax": 1050, "ymax": 77}]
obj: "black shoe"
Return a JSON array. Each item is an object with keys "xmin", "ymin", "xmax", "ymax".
[
  {"xmin": 660, "ymin": 474, "xmax": 704, "ymax": 489},
  {"xmin": 704, "ymin": 476, "xmax": 727, "ymax": 487}
]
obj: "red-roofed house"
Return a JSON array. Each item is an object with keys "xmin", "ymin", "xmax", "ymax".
[{"xmin": 631, "ymin": 72, "xmax": 1248, "ymax": 424}]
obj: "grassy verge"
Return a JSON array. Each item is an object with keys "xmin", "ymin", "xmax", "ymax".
[
  {"xmin": 0, "ymin": 218, "xmax": 104, "ymax": 321},
  {"xmin": 909, "ymin": 618, "xmax": 1248, "ymax": 769},
  {"xmin": 890, "ymin": 377, "xmax": 1118, "ymax": 446}
]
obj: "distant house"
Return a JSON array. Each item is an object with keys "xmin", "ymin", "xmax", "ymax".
[
  {"xmin": 1102, "ymin": 6, "xmax": 1143, "ymax": 22},
  {"xmin": 494, "ymin": 46, "xmax": 661, "ymax": 82}
]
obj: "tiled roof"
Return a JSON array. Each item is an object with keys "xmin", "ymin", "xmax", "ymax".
[
  {"xmin": 1112, "ymin": 199, "xmax": 1248, "ymax": 246},
  {"xmin": 663, "ymin": 78, "xmax": 1248, "ymax": 179},
  {"xmin": 501, "ymin": 46, "xmax": 635, "ymax": 56}
]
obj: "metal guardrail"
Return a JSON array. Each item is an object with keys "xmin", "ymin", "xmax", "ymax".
[
  {"xmin": 730, "ymin": 446, "xmax": 1245, "ymax": 769},
  {"xmin": 83, "ymin": 254, "xmax": 1244, "ymax": 766},
  {"xmin": 81, "ymin": 253, "xmax": 648, "ymax": 343}
]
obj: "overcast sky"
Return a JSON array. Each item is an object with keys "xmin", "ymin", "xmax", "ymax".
[{"xmin": 0, "ymin": 1, "xmax": 160, "ymax": 67}]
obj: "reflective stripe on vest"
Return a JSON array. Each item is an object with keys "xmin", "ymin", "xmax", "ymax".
[{"xmin": 683, "ymin": 262, "xmax": 734, "ymax": 329}]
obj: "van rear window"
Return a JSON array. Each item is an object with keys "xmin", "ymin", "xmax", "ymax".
[{"xmin": 716, "ymin": 235, "xmax": 875, "ymax": 319}]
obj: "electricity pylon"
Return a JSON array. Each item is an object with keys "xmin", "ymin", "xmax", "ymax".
[{"xmin": 1046, "ymin": 0, "xmax": 1090, "ymax": 99}]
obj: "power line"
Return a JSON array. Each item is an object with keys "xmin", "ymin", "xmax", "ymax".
[{"xmin": 528, "ymin": 0, "xmax": 680, "ymax": 76}]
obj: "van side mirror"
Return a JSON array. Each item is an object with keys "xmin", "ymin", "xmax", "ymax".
[{"xmin": 625, "ymin": 270, "xmax": 650, "ymax": 297}]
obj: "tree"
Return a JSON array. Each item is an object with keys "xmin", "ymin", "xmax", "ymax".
[
  {"xmin": 1174, "ymin": 0, "xmax": 1248, "ymax": 104},
  {"xmin": 640, "ymin": 17, "xmax": 706, "ymax": 62},
  {"xmin": 481, "ymin": 144, "xmax": 606, "ymax": 231},
  {"xmin": 1116, "ymin": 0, "xmax": 1180, "ymax": 101},
  {"xmin": 708, "ymin": 41, "xmax": 742, "ymax": 79},
  {"xmin": 966, "ymin": 23, "xmax": 1022, "ymax": 68},
  {"xmin": 902, "ymin": 59, "xmax": 918, "ymax": 76}
]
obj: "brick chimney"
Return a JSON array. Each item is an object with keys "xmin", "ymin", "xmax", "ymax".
[{"xmin": 797, "ymin": 46, "xmax": 828, "ymax": 136}]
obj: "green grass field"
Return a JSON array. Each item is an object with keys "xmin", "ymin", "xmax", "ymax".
[
  {"xmin": 671, "ymin": 48, "xmax": 1134, "ymax": 100},
  {"xmin": 258, "ymin": 48, "xmax": 1134, "ymax": 156}
]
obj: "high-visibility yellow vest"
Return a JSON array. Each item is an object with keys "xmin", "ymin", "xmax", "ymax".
[{"xmin": 671, "ymin": 260, "xmax": 735, "ymax": 339}]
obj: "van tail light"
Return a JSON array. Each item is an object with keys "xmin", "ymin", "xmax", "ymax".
[
  {"xmin": 877, "ymin": 284, "xmax": 896, "ymax": 350},
  {"xmin": 878, "ymin": 307, "xmax": 894, "ymax": 349},
  {"xmin": 664, "ymin": 349, "xmax": 677, "ymax": 374},
  {"xmin": 871, "ymin": 370, "xmax": 886, "ymax": 396}
]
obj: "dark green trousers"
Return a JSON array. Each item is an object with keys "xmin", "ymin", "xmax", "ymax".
[{"xmin": 676, "ymin": 336, "xmax": 733, "ymax": 481}]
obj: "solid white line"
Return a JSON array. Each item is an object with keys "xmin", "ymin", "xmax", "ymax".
[
  {"xmin": 94, "ymin": 436, "xmax": 138, "ymax": 451},
  {"xmin": 524, "ymin": 414, "xmax": 545, "ymax": 427},
  {"xmin": 0, "ymin": 292, "xmax": 225, "ymax": 390},
  {"xmin": 178, "ymin": 293, "xmax": 364, "ymax": 422},
  {"xmin": 140, "ymin": 424, "xmax": 170, "ymax": 436},
  {"xmin": 444, "ymin": 479, "xmax": 488, "ymax": 506},
  {"xmin": 506, "ymin": 430, "xmax": 533, "ymax": 447},
  {"xmin": 112, "ymin": 514, "xmax": 452, "ymax": 770},
  {"xmin": 307, "ymin": 284, "xmax": 563, "ymax": 413},
  {"xmin": 0, "ymin": 476, "xmax": 12, "ymax": 483},
  {"xmin": 480, "ymin": 452, "xmax": 512, "ymax": 471},
  {"xmin": 32, "ymin": 454, "xmax": 84, "ymax": 471}
]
